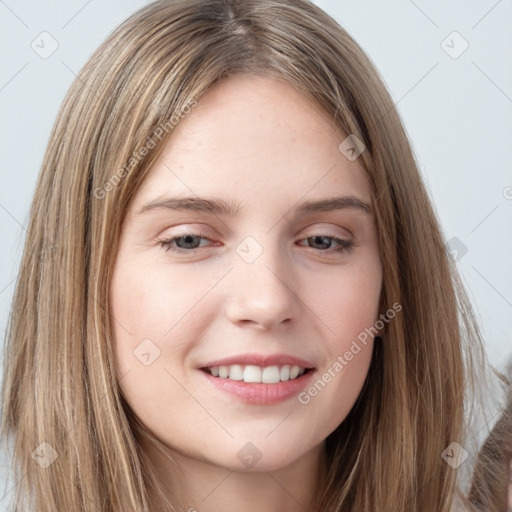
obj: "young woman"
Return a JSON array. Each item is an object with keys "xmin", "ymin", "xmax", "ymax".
[{"xmin": 0, "ymin": 0, "xmax": 497, "ymax": 510}]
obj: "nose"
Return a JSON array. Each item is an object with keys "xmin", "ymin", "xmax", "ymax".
[{"xmin": 225, "ymin": 239, "xmax": 300, "ymax": 330}]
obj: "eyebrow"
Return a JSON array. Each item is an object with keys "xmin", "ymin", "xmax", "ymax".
[{"xmin": 137, "ymin": 195, "xmax": 372, "ymax": 217}]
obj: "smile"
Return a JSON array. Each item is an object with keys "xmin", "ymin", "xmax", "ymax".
[
  {"xmin": 202, "ymin": 364, "xmax": 309, "ymax": 383},
  {"xmin": 199, "ymin": 366, "xmax": 316, "ymax": 405}
]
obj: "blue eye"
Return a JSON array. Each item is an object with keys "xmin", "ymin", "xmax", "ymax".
[
  {"xmin": 158, "ymin": 233, "xmax": 355, "ymax": 254},
  {"xmin": 300, "ymin": 235, "xmax": 355, "ymax": 253},
  {"xmin": 158, "ymin": 233, "xmax": 212, "ymax": 254}
]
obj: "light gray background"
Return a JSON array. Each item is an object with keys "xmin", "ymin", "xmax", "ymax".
[{"xmin": 1, "ymin": 0, "xmax": 511, "ymax": 509}]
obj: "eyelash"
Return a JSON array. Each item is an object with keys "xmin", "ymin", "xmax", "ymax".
[{"xmin": 157, "ymin": 232, "xmax": 355, "ymax": 255}]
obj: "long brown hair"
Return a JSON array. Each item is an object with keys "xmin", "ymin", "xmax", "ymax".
[
  {"xmin": 468, "ymin": 365, "xmax": 512, "ymax": 512},
  {"xmin": 1, "ymin": 0, "xmax": 491, "ymax": 510}
]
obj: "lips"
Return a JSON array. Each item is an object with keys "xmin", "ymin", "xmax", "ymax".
[
  {"xmin": 199, "ymin": 366, "xmax": 315, "ymax": 405},
  {"xmin": 198, "ymin": 352, "xmax": 316, "ymax": 369},
  {"xmin": 196, "ymin": 352, "xmax": 317, "ymax": 405}
]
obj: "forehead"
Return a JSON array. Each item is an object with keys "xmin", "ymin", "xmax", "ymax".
[{"xmin": 131, "ymin": 74, "xmax": 372, "ymax": 213}]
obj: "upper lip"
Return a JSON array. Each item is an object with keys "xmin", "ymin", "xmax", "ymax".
[{"xmin": 199, "ymin": 353, "xmax": 316, "ymax": 369}]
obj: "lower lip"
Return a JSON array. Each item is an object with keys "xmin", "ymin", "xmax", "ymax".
[{"xmin": 198, "ymin": 369, "xmax": 316, "ymax": 405}]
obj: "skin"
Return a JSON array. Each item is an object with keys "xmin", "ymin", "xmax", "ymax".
[{"xmin": 110, "ymin": 74, "xmax": 383, "ymax": 512}]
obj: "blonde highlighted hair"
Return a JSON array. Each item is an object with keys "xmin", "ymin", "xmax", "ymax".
[{"xmin": 1, "ymin": 0, "xmax": 493, "ymax": 510}]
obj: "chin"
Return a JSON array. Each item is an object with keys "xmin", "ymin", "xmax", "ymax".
[{"xmin": 203, "ymin": 434, "xmax": 319, "ymax": 473}]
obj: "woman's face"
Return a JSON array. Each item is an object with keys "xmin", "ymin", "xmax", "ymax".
[{"xmin": 110, "ymin": 74, "xmax": 382, "ymax": 472}]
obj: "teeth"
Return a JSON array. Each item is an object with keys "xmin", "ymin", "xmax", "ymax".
[
  {"xmin": 229, "ymin": 364, "xmax": 244, "ymax": 380},
  {"xmin": 262, "ymin": 366, "xmax": 280, "ymax": 384},
  {"xmin": 206, "ymin": 364, "xmax": 307, "ymax": 383},
  {"xmin": 244, "ymin": 365, "xmax": 261, "ymax": 383},
  {"xmin": 289, "ymin": 365, "xmax": 300, "ymax": 379}
]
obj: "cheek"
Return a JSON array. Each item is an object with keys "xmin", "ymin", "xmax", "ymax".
[
  {"xmin": 109, "ymin": 256, "xmax": 220, "ymax": 407},
  {"xmin": 306, "ymin": 253, "xmax": 382, "ymax": 343},
  {"xmin": 293, "ymin": 258, "xmax": 381, "ymax": 438},
  {"xmin": 109, "ymin": 258, "xmax": 213, "ymax": 351},
  {"xmin": 108, "ymin": 259, "xmax": 199, "ymax": 425},
  {"xmin": 289, "ymin": 342, "xmax": 374, "ymax": 460},
  {"xmin": 296, "ymin": 334, "xmax": 375, "ymax": 443}
]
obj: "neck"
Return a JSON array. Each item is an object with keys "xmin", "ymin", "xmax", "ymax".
[{"xmin": 142, "ymin": 437, "xmax": 328, "ymax": 512}]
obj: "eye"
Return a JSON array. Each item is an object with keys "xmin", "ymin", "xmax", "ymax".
[
  {"xmin": 158, "ymin": 232, "xmax": 213, "ymax": 254},
  {"xmin": 157, "ymin": 231, "xmax": 355, "ymax": 255},
  {"xmin": 298, "ymin": 234, "xmax": 355, "ymax": 254}
]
